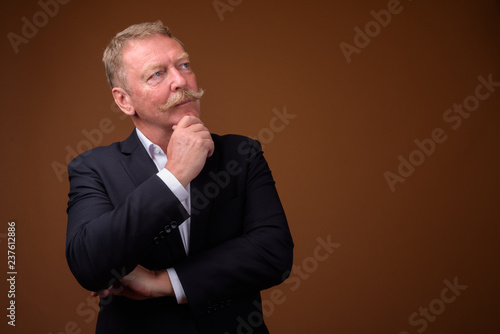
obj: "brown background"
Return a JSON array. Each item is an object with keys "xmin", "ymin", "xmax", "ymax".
[{"xmin": 1, "ymin": 0, "xmax": 500, "ymax": 333}]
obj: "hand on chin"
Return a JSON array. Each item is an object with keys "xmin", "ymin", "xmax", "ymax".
[{"xmin": 171, "ymin": 109, "xmax": 201, "ymax": 127}]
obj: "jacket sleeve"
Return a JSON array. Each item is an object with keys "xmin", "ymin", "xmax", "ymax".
[
  {"xmin": 65, "ymin": 154, "xmax": 189, "ymax": 292},
  {"xmin": 174, "ymin": 138, "xmax": 294, "ymax": 316}
]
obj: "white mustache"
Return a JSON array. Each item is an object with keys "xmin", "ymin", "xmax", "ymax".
[{"xmin": 159, "ymin": 88, "xmax": 205, "ymax": 112}]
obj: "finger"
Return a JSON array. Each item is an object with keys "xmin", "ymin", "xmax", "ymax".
[
  {"xmin": 184, "ymin": 123, "xmax": 210, "ymax": 134},
  {"xmin": 176, "ymin": 115, "xmax": 203, "ymax": 129},
  {"xmin": 99, "ymin": 290, "xmax": 110, "ymax": 298},
  {"xmin": 208, "ymin": 140, "xmax": 215, "ymax": 157}
]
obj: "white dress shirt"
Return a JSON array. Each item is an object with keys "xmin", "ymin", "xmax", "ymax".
[{"xmin": 136, "ymin": 128, "xmax": 189, "ymax": 304}]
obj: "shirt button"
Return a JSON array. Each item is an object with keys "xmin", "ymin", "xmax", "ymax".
[{"xmin": 154, "ymin": 147, "xmax": 161, "ymax": 154}]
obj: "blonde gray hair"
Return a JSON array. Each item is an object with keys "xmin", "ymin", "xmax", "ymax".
[{"xmin": 102, "ymin": 20, "xmax": 184, "ymax": 91}]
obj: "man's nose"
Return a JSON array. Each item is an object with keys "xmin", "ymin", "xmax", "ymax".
[{"xmin": 169, "ymin": 68, "xmax": 187, "ymax": 91}]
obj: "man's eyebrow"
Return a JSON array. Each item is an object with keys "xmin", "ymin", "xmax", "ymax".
[
  {"xmin": 143, "ymin": 64, "xmax": 163, "ymax": 77},
  {"xmin": 176, "ymin": 52, "xmax": 190, "ymax": 61}
]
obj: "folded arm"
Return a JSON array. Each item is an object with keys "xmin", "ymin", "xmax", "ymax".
[{"xmin": 66, "ymin": 156, "xmax": 189, "ymax": 292}]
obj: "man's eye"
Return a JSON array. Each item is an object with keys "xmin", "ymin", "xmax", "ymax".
[
  {"xmin": 180, "ymin": 62, "xmax": 190, "ymax": 69},
  {"xmin": 148, "ymin": 71, "xmax": 163, "ymax": 81}
]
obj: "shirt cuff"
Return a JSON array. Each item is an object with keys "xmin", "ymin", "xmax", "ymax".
[
  {"xmin": 166, "ymin": 268, "xmax": 187, "ymax": 304},
  {"xmin": 157, "ymin": 169, "xmax": 189, "ymax": 205}
]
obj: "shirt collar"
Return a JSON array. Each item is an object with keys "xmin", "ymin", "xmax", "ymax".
[{"xmin": 135, "ymin": 128, "xmax": 165, "ymax": 159}]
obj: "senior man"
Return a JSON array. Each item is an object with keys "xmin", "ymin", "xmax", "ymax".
[{"xmin": 65, "ymin": 20, "xmax": 293, "ymax": 333}]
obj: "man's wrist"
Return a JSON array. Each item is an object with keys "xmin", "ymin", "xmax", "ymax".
[
  {"xmin": 153, "ymin": 270, "xmax": 174, "ymax": 298},
  {"xmin": 164, "ymin": 163, "xmax": 190, "ymax": 188},
  {"xmin": 157, "ymin": 168, "xmax": 189, "ymax": 202}
]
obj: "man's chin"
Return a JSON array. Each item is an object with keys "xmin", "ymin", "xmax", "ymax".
[
  {"xmin": 178, "ymin": 105, "xmax": 200, "ymax": 116},
  {"xmin": 178, "ymin": 102, "xmax": 201, "ymax": 118}
]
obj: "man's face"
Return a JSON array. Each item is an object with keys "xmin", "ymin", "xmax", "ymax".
[{"xmin": 121, "ymin": 34, "xmax": 201, "ymax": 129}]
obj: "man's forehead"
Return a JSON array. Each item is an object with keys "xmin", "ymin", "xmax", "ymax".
[{"xmin": 123, "ymin": 35, "xmax": 186, "ymax": 66}]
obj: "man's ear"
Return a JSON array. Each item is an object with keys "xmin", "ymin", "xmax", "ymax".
[{"xmin": 112, "ymin": 87, "xmax": 135, "ymax": 116}]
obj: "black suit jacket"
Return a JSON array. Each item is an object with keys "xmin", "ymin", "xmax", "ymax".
[{"xmin": 66, "ymin": 130, "xmax": 294, "ymax": 333}]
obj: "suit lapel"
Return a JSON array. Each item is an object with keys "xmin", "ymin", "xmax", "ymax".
[
  {"xmin": 119, "ymin": 130, "xmax": 158, "ymax": 187},
  {"xmin": 189, "ymin": 149, "xmax": 219, "ymax": 255},
  {"xmin": 119, "ymin": 130, "xmax": 187, "ymax": 263}
]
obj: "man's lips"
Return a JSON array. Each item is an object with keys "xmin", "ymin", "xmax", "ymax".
[{"xmin": 174, "ymin": 99, "xmax": 191, "ymax": 107}]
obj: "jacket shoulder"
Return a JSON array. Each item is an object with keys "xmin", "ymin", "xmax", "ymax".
[
  {"xmin": 67, "ymin": 133, "xmax": 138, "ymax": 171},
  {"xmin": 211, "ymin": 133, "xmax": 260, "ymax": 148},
  {"xmin": 211, "ymin": 133, "xmax": 261, "ymax": 159},
  {"xmin": 68, "ymin": 131, "xmax": 140, "ymax": 168}
]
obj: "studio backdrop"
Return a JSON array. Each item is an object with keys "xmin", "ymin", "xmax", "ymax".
[{"xmin": 1, "ymin": 0, "xmax": 499, "ymax": 333}]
